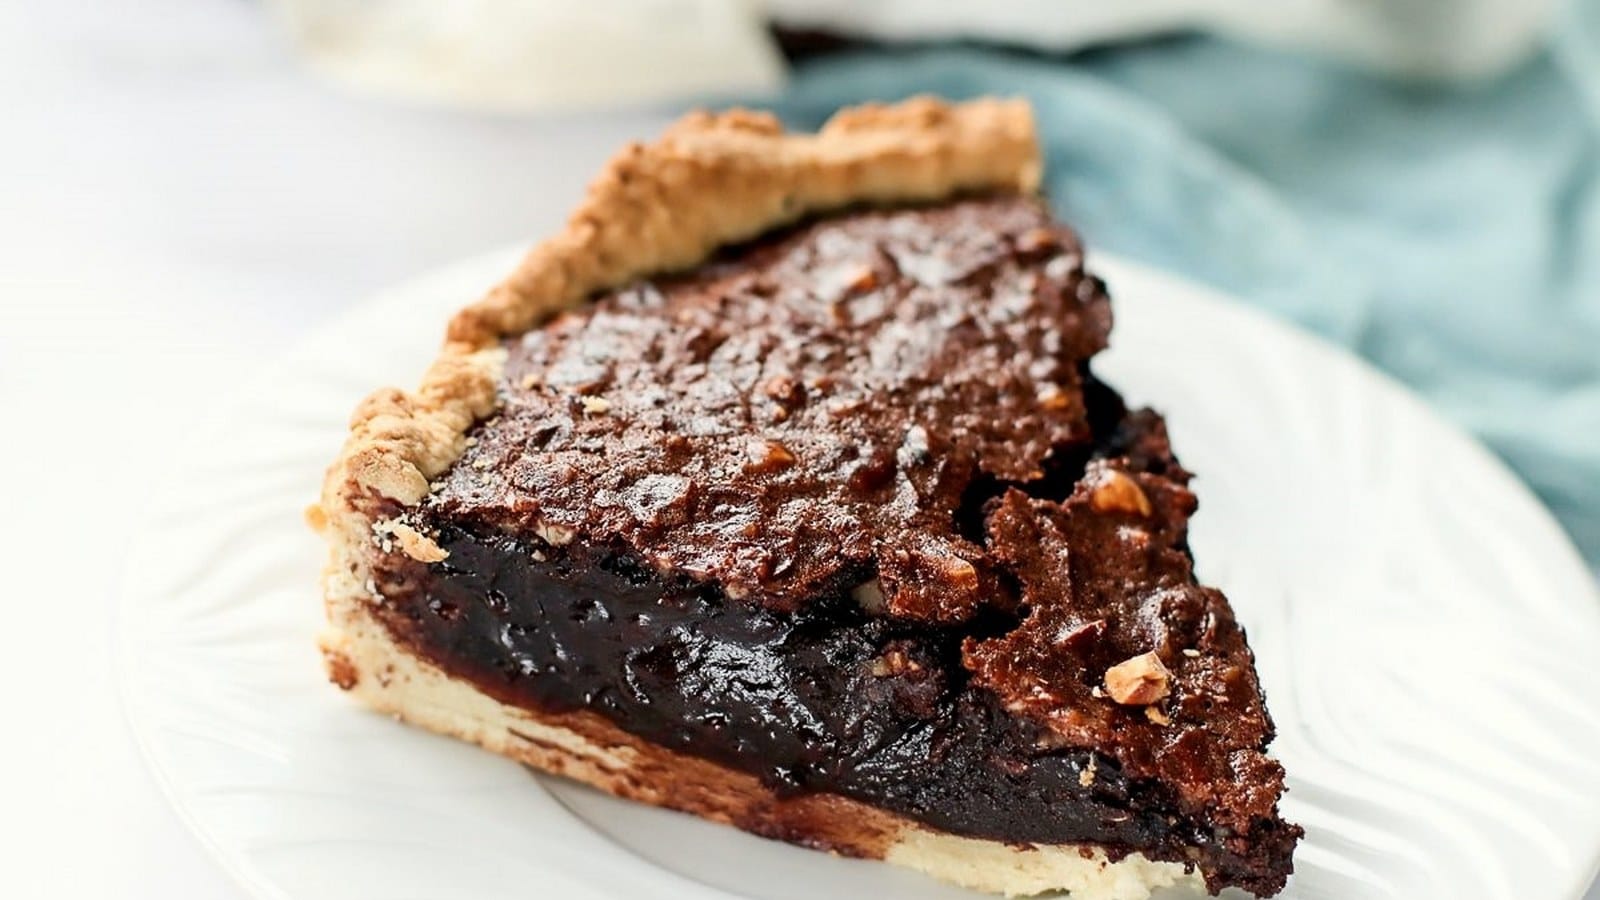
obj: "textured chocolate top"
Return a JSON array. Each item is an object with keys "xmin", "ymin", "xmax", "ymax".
[
  {"xmin": 421, "ymin": 196, "xmax": 1297, "ymax": 887},
  {"xmin": 965, "ymin": 425, "xmax": 1288, "ymax": 837},
  {"xmin": 437, "ymin": 196, "xmax": 1110, "ymax": 619}
]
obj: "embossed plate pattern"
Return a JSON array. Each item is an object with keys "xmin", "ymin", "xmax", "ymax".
[{"xmin": 117, "ymin": 250, "xmax": 1600, "ymax": 900}]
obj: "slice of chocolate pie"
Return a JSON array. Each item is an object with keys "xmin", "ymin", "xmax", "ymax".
[{"xmin": 312, "ymin": 98, "xmax": 1301, "ymax": 898}]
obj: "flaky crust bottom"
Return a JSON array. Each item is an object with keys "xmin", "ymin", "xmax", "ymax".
[{"xmin": 320, "ymin": 591, "xmax": 1200, "ymax": 899}]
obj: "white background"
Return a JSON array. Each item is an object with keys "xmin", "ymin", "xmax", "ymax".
[{"xmin": 2, "ymin": 2, "xmax": 1594, "ymax": 898}]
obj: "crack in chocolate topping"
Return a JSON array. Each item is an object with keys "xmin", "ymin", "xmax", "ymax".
[{"xmin": 394, "ymin": 196, "xmax": 1300, "ymax": 895}]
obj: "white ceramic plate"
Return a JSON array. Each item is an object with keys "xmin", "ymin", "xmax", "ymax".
[{"xmin": 117, "ymin": 250, "xmax": 1600, "ymax": 900}]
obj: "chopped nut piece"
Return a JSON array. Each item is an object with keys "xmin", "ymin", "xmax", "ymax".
[
  {"xmin": 1182, "ymin": 648, "xmax": 1202, "ymax": 658},
  {"xmin": 852, "ymin": 579, "xmax": 886, "ymax": 614},
  {"xmin": 1103, "ymin": 651, "xmax": 1172, "ymax": 705},
  {"xmin": 747, "ymin": 439, "xmax": 797, "ymax": 472},
  {"xmin": 763, "ymin": 375, "xmax": 802, "ymax": 405},
  {"xmin": 878, "ymin": 537, "xmax": 983, "ymax": 621},
  {"xmin": 390, "ymin": 522, "xmax": 449, "ymax": 563},
  {"xmin": 471, "ymin": 457, "xmax": 492, "ymax": 470},
  {"xmin": 929, "ymin": 553, "xmax": 979, "ymax": 590},
  {"xmin": 848, "ymin": 265, "xmax": 879, "ymax": 293},
  {"xmin": 579, "ymin": 396, "xmax": 611, "ymax": 415},
  {"xmin": 1078, "ymin": 754, "xmax": 1098, "ymax": 787},
  {"xmin": 869, "ymin": 643, "xmax": 923, "ymax": 678},
  {"xmin": 518, "ymin": 373, "xmax": 542, "ymax": 391},
  {"xmin": 1145, "ymin": 706, "xmax": 1171, "ymax": 726},
  {"xmin": 1036, "ymin": 385, "xmax": 1071, "ymax": 411},
  {"xmin": 1017, "ymin": 227, "xmax": 1058, "ymax": 254},
  {"xmin": 534, "ymin": 521, "xmax": 576, "ymax": 546},
  {"xmin": 1089, "ymin": 469, "xmax": 1153, "ymax": 517},
  {"xmin": 826, "ymin": 263, "xmax": 879, "ymax": 298}
]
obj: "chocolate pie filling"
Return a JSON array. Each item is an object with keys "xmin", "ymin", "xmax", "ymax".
[{"xmin": 366, "ymin": 197, "xmax": 1299, "ymax": 895}]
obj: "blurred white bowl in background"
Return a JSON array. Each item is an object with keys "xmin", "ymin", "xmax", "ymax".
[{"xmin": 270, "ymin": 0, "xmax": 1560, "ymax": 113}]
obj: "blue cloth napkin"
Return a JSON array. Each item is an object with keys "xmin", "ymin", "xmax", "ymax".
[{"xmin": 766, "ymin": 18, "xmax": 1600, "ymax": 568}]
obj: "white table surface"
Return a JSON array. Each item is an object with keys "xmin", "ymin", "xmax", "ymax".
[{"xmin": 2, "ymin": 3, "xmax": 1593, "ymax": 898}]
